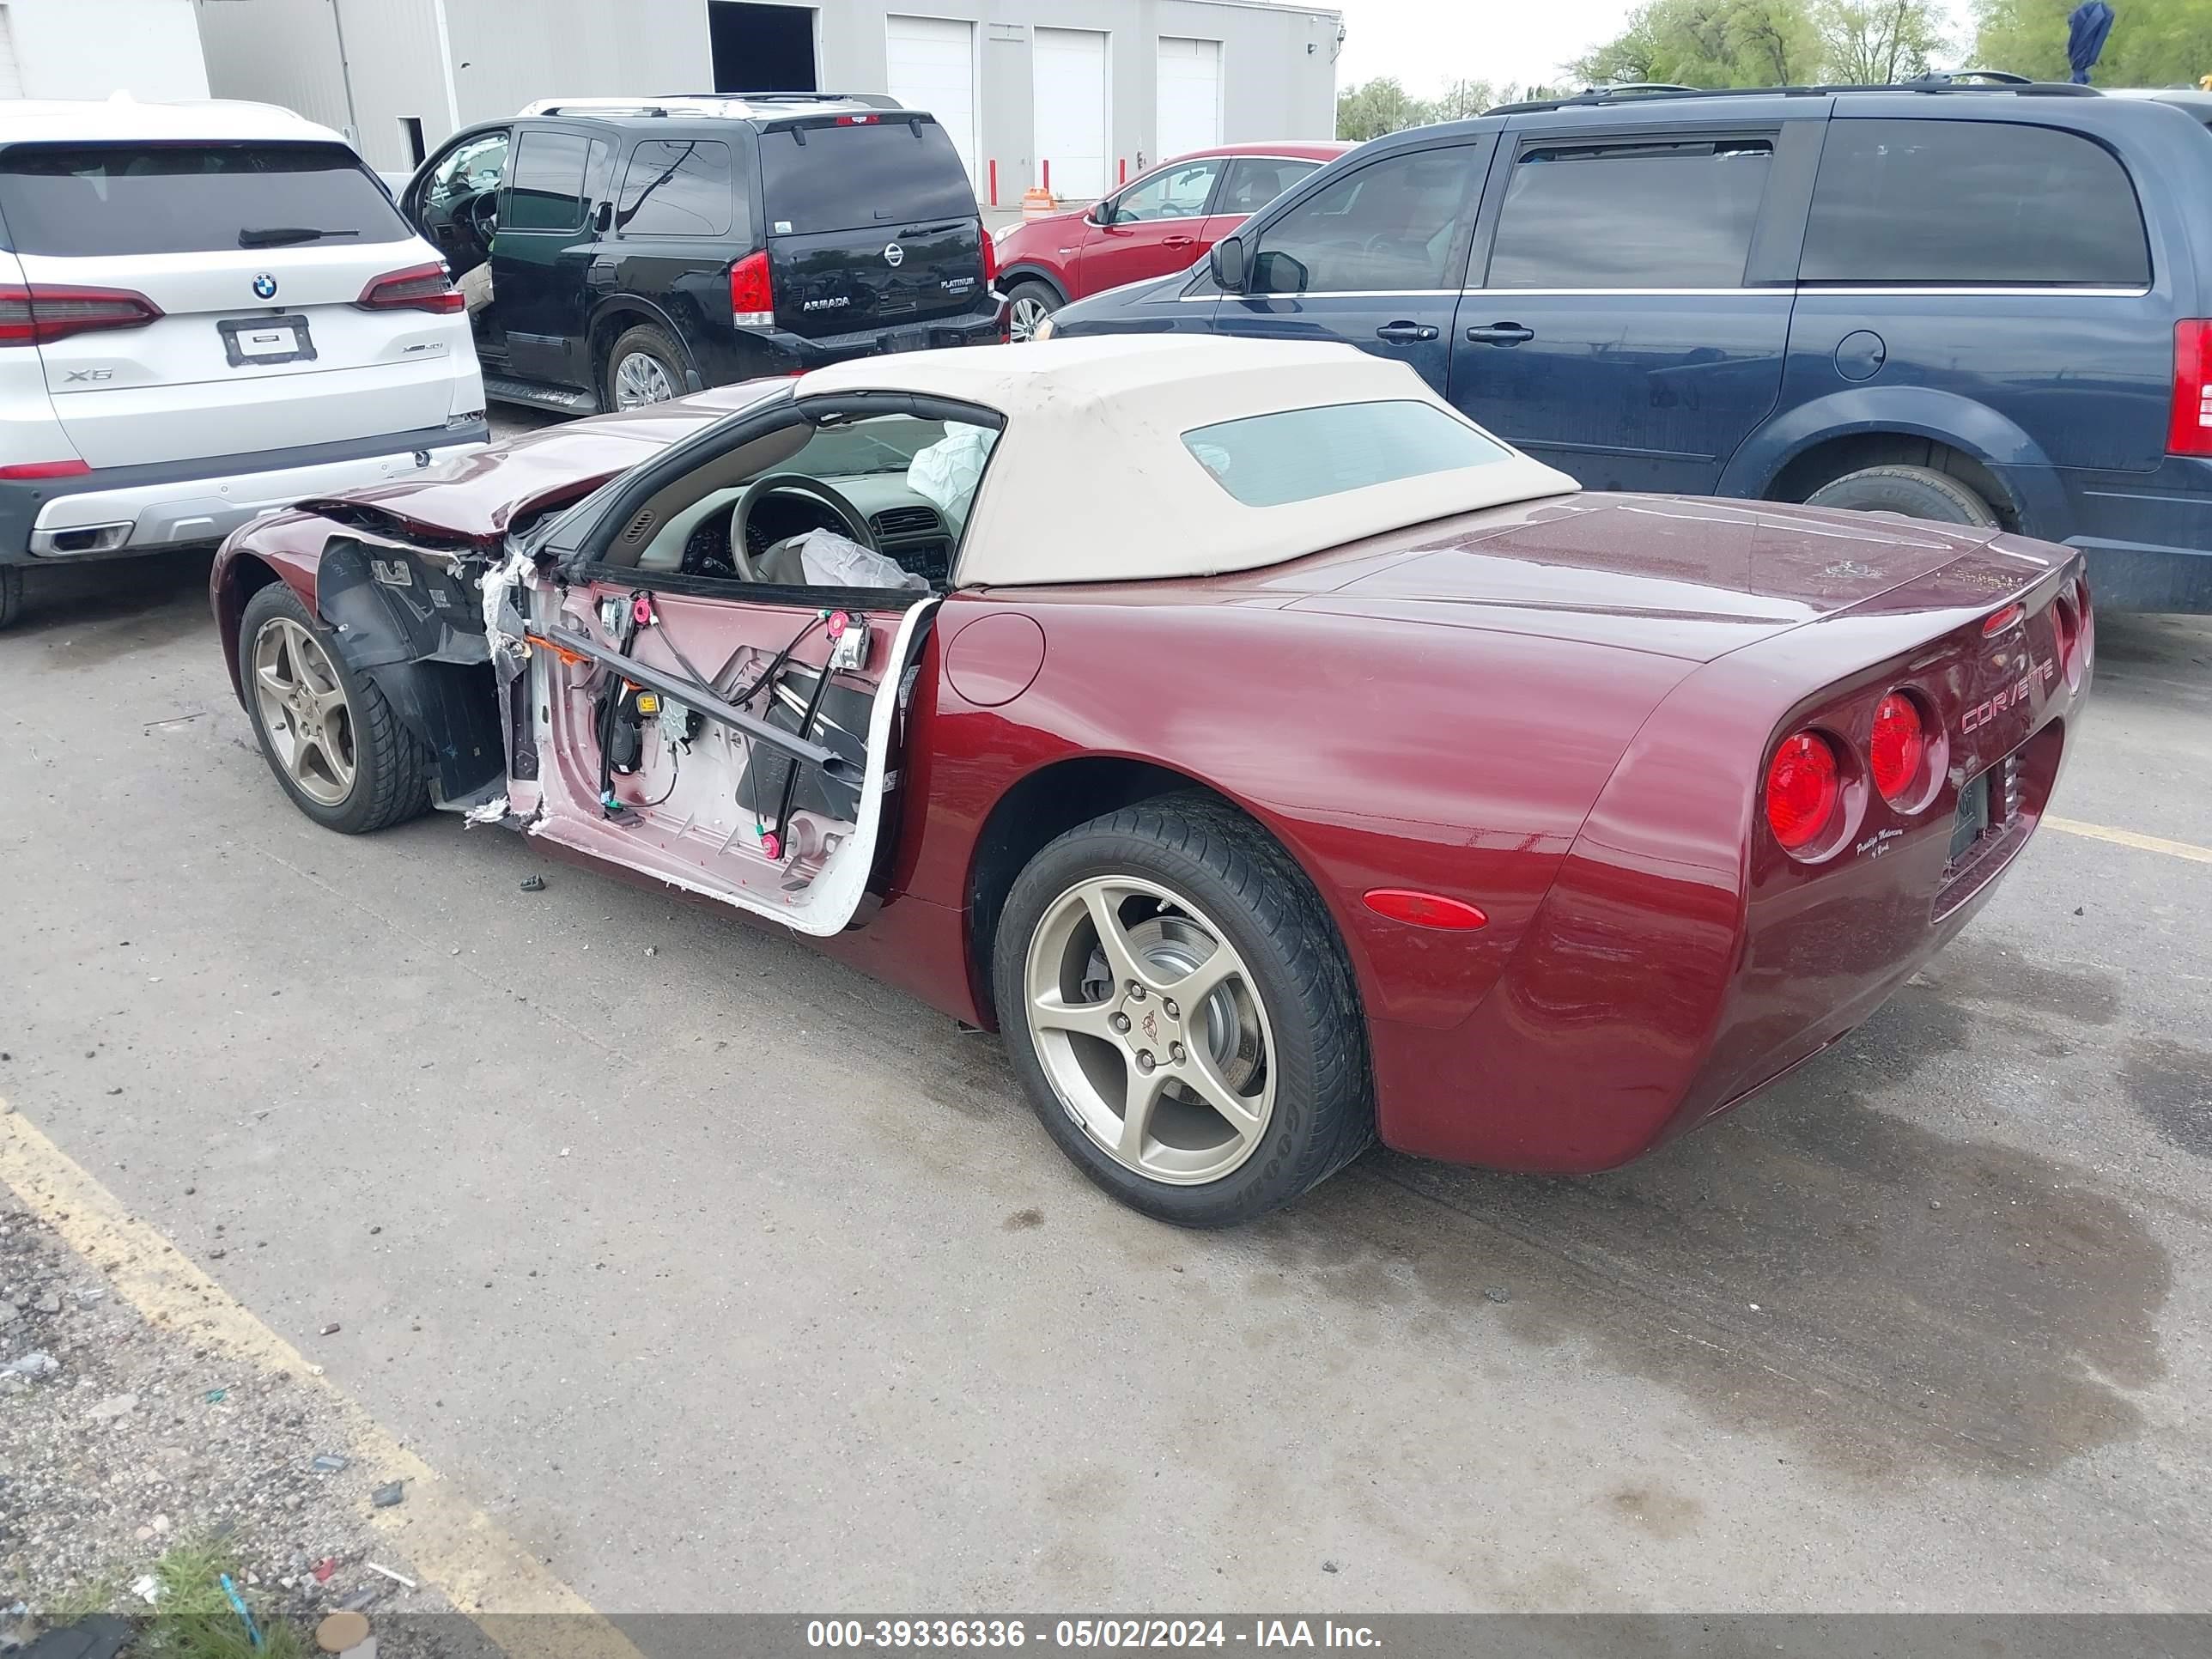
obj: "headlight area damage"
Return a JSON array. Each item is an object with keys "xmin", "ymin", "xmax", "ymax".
[{"xmin": 220, "ymin": 505, "xmax": 941, "ymax": 939}]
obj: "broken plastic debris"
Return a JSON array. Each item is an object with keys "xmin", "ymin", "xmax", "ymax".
[
  {"xmin": 371, "ymin": 1480, "xmax": 404, "ymax": 1508},
  {"xmin": 313, "ymin": 1558, "xmax": 337, "ymax": 1583},
  {"xmin": 219, "ymin": 1574, "xmax": 261, "ymax": 1650},
  {"xmin": 519, "ymin": 875, "xmax": 546, "ymax": 892},
  {"xmin": 464, "ymin": 794, "xmax": 509, "ymax": 826},
  {"xmin": 1, "ymin": 1352, "xmax": 57, "ymax": 1376},
  {"xmin": 364, "ymin": 1563, "xmax": 416, "ymax": 1589},
  {"xmin": 204, "ymin": 1388, "xmax": 227, "ymax": 1403},
  {"xmin": 320, "ymin": 1322, "xmax": 342, "ymax": 1335},
  {"xmin": 131, "ymin": 1573, "xmax": 162, "ymax": 1606},
  {"xmin": 309, "ymin": 1452, "xmax": 349, "ymax": 1474}
]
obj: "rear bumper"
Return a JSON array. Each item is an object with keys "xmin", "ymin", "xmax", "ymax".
[
  {"xmin": 0, "ymin": 419, "xmax": 489, "ymax": 566},
  {"xmin": 697, "ymin": 304, "xmax": 1006, "ymax": 383}
]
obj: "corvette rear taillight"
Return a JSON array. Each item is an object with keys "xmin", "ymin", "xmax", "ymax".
[
  {"xmin": 0, "ymin": 283, "xmax": 162, "ymax": 346},
  {"xmin": 356, "ymin": 263, "xmax": 465, "ymax": 314},
  {"xmin": 730, "ymin": 250, "xmax": 774, "ymax": 327},
  {"xmin": 2170, "ymin": 319, "xmax": 2212, "ymax": 457},
  {"xmin": 2051, "ymin": 581, "xmax": 2084, "ymax": 686},
  {"xmin": 1766, "ymin": 730, "xmax": 1840, "ymax": 853},
  {"xmin": 1869, "ymin": 692, "xmax": 1926, "ymax": 805}
]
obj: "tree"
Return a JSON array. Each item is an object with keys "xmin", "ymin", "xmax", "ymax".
[
  {"xmin": 1974, "ymin": 0, "xmax": 2212, "ymax": 85},
  {"xmin": 1335, "ymin": 77, "xmax": 1430, "ymax": 141},
  {"xmin": 1571, "ymin": 0, "xmax": 1869, "ymax": 88},
  {"xmin": 1430, "ymin": 78, "xmax": 1498, "ymax": 121},
  {"xmin": 1819, "ymin": 1, "xmax": 1951, "ymax": 82}
]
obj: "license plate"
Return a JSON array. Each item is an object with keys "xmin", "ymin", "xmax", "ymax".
[
  {"xmin": 1948, "ymin": 770, "xmax": 1990, "ymax": 863},
  {"xmin": 219, "ymin": 314, "xmax": 316, "ymax": 367}
]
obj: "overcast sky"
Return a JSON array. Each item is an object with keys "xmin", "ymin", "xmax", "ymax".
[{"xmin": 1330, "ymin": 0, "xmax": 1986, "ymax": 96}]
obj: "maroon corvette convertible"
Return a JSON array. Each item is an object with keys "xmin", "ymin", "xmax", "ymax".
[{"xmin": 211, "ymin": 336, "xmax": 2091, "ymax": 1224}]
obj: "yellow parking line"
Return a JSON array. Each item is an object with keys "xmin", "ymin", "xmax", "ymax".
[
  {"xmin": 0, "ymin": 1101, "xmax": 646, "ymax": 1659},
  {"xmin": 2045, "ymin": 816, "xmax": 2212, "ymax": 866}
]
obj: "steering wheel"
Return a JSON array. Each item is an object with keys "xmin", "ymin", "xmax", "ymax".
[
  {"xmin": 728, "ymin": 474, "xmax": 878, "ymax": 581},
  {"xmin": 461, "ymin": 190, "xmax": 498, "ymax": 246}
]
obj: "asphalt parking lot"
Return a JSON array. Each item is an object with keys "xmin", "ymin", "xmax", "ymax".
[{"xmin": 1, "ymin": 519, "xmax": 2208, "ymax": 1613}]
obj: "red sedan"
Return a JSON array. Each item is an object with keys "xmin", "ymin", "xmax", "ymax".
[
  {"xmin": 210, "ymin": 336, "xmax": 2090, "ymax": 1225},
  {"xmin": 994, "ymin": 142, "xmax": 1352, "ymax": 341}
]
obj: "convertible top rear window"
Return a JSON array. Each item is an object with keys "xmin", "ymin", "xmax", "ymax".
[{"xmin": 1182, "ymin": 400, "xmax": 1510, "ymax": 508}]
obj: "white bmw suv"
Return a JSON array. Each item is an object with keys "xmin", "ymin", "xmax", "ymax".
[{"xmin": 0, "ymin": 99, "xmax": 486, "ymax": 629}]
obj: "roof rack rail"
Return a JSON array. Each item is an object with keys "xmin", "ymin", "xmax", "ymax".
[
  {"xmin": 1486, "ymin": 74, "xmax": 2099, "ymax": 117},
  {"xmin": 520, "ymin": 92, "xmax": 906, "ymax": 118}
]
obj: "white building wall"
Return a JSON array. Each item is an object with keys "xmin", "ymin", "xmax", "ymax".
[
  {"xmin": 4, "ymin": 0, "xmax": 209, "ymax": 100},
  {"xmin": 195, "ymin": 0, "xmax": 1339, "ymax": 198}
]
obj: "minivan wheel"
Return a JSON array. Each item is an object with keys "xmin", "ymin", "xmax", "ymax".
[
  {"xmin": 0, "ymin": 566, "xmax": 22, "ymax": 632},
  {"xmin": 1006, "ymin": 280, "xmax": 1061, "ymax": 343},
  {"xmin": 603, "ymin": 324, "xmax": 688, "ymax": 410},
  {"xmin": 239, "ymin": 582, "xmax": 431, "ymax": 835},
  {"xmin": 1802, "ymin": 465, "xmax": 1999, "ymax": 528},
  {"xmin": 994, "ymin": 793, "xmax": 1374, "ymax": 1227}
]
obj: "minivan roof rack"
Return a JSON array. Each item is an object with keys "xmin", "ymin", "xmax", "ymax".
[{"xmin": 1486, "ymin": 74, "xmax": 2100, "ymax": 117}]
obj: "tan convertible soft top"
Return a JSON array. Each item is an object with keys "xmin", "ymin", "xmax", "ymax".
[{"xmin": 796, "ymin": 335, "xmax": 1579, "ymax": 587}]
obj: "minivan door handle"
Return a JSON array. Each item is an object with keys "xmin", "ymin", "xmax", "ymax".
[
  {"xmin": 1466, "ymin": 323, "xmax": 1534, "ymax": 346},
  {"xmin": 1375, "ymin": 320, "xmax": 1439, "ymax": 343}
]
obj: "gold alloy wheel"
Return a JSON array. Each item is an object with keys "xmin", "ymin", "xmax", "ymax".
[
  {"xmin": 251, "ymin": 616, "xmax": 357, "ymax": 807},
  {"xmin": 1023, "ymin": 874, "xmax": 1276, "ymax": 1185}
]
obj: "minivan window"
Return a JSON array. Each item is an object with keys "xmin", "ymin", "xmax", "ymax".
[
  {"xmin": 0, "ymin": 143, "xmax": 410, "ymax": 257},
  {"xmin": 1799, "ymin": 119, "xmax": 2150, "ymax": 288},
  {"xmin": 1183, "ymin": 400, "xmax": 1510, "ymax": 507},
  {"xmin": 1248, "ymin": 149, "xmax": 1476, "ymax": 295},
  {"xmin": 1486, "ymin": 139, "xmax": 1772, "ymax": 289},
  {"xmin": 758, "ymin": 118, "xmax": 975, "ymax": 236},
  {"xmin": 504, "ymin": 129, "xmax": 591, "ymax": 232},
  {"xmin": 617, "ymin": 139, "xmax": 736, "ymax": 237}
]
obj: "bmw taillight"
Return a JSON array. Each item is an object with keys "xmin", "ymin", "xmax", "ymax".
[
  {"xmin": 1766, "ymin": 731, "xmax": 1841, "ymax": 853},
  {"xmin": 356, "ymin": 264, "xmax": 465, "ymax": 314},
  {"xmin": 2171, "ymin": 319, "xmax": 2212, "ymax": 457},
  {"xmin": 1869, "ymin": 692, "xmax": 1926, "ymax": 805},
  {"xmin": 730, "ymin": 250, "xmax": 774, "ymax": 327},
  {"xmin": 0, "ymin": 283, "xmax": 162, "ymax": 346},
  {"xmin": 2051, "ymin": 580, "xmax": 2085, "ymax": 686}
]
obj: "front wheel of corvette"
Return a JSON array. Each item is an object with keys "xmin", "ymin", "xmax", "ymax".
[
  {"xmin": 994, "ymin": 794, "xmax": 1374, "ymax": 1226},
  {"xmin": 239, "ymin": 581, "xmax": 431, "ymax": 835}
]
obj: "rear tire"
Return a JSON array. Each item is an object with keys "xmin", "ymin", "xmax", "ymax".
[
  {"xmin": 239, "ymin": 582, "xmax": 431, "ymax": 835},
  {"xmin": 602, "ymin": 324, "xmax": 688, "ymax": 410},
  {"xmin": 1006, "ymin": 280, "xmax": 1061, "ymax": 343},
  {"xmin": 994, "ymin": 793, "xmax": 1373, "ymax": 1226},
  {"xmin": 1802, "ymin": 464, "xmax": 1999, "ymax": 528},
  {"xmin": 0, "ymin": 566, "xmax": 22, "ymax": 632}
]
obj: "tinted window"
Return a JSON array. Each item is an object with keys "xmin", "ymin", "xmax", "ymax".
[
  {"xmin": 1249, "ymin": 149, "xmax": 1477, "ymax": 295},
  {"xmin": 1486, "ymin": 139, "xmax": 1771, "ymax": 289},
  {"xmin": 1110, "ymin": 158, "xmax": 1220, "ymax": 223},
  {"xmin": 1800, "ymin": 119, "xmax": 2149, "ymax": 287},
  {"xmin": 504, "ymin": 129, "xmax": 589, "ymax": 231},
  {"xmin": 759, "ymin": 118, "xmax": 975, "ymax": 236},
  {"xmin": 1217, "ymin": 156, "xmax": 1320, "ymax": 216},
  {"xmin": 617, "ymin": 139, "xmax": 735, "ymax": 237},
  {"xmin": 1183, "ymin": 400, "xmax": 1510, "ymax": 507},
  {"xmin": 0, "ymin": 143, "xmax": 410, "ymax": 257}
]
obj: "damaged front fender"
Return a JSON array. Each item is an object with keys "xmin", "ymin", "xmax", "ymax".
[{"xmin": 314, "ymin": 538, "xmax": 506, "ymax": 809}]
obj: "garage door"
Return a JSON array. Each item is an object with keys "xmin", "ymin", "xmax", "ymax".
[
  {"xmin": 1156, "ymin": 38, "xmax": 1220, "ymax": 161},
  {"xmin": 1033, "ymin": 27, "xmax": 1107, "ymax": 201},
  {"xmin": 885, "ymin": 15, "xmax": 976, "ymax": 185},
  {"xmin": 0, "ymin": 9, "xmax": 24, "ymax": 100}
]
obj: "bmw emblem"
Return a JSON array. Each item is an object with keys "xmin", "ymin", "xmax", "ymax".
[
  {"xmin": 883, "ymin": 242, "xmax": 904, "ymax": 269},
  {"xmin": 251, "ymin": 273, "xmax": 278, "ymax": 301}
]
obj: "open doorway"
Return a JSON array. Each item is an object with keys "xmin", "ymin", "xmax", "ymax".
[{"xmin": 710, "ymin": 2, "xmax": 817, "ymax": 94}]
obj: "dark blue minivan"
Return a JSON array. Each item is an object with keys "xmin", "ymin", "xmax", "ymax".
[{"xmin": 1046, "ymin": 82, "xmax": 2212, "ymax": 611}]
